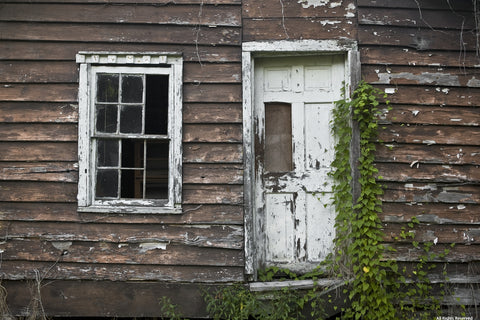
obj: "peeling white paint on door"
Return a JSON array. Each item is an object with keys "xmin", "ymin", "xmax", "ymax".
[{"xmin": 254, "ymin": 55, "xmax": 344, "ymax": 273}]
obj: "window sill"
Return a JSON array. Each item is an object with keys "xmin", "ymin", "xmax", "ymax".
[
  {"xmin": 248, "ymin": 278, "xmax": 344, "ymax": 292},
  {"xmin": 77, "ymin": 205, "xmax": 182, "ymax": 214}
]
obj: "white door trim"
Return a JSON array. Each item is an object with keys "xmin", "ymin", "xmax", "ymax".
[{"xmin": 242, "ymin": 40, "xmax": 360, "ymax": 279}]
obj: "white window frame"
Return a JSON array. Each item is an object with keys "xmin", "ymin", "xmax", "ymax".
[
  {"xmin": 242, "ymin": 40, "xmax": 360, "ymax": 279},
  {"xmin": 76, "ymin": 52, "xmax": 183, "ymax": 214}
]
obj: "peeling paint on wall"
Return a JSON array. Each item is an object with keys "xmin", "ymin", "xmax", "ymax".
[{"xmin": 298, "ymin": 0, "xmax": 342, "ymax": 8}]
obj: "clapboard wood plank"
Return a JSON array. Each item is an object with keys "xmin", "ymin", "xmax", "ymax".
[
  {"xmin": 0, "ymin": 22, "xmax": 241, "ymax": 45},
  {"xmin": 183, "ymin": 124, "xmax": 242, "ymax": 143},
  {"xmin": 0, "ymin": 239, "xmax": 243, "ymax": 266},
  {"xmin": 183, "ymin": 163, "xmax": 243, "ymax": 184},
  {"xmin": 0, "ymin": 181, "xmax": 77, "ymax": 202},
  {"xmin": 0, "ymin": 3, "xmax": 241, "ymax": 27},
  {"xmin": 360, "ymin": 47, "xmax": 480, "ymax": 68},
  {"xmin": 0, "ymin": 41, "xmax": 242, "ymax": 62},
  {"xmin": 0, "ymin": 221, "xmax": 243, "ymax": 249},
  {"xmin": 378, "ymin": 124, "xmax": 480, "ymax": 145},
  {"xmin": 0, "ymin": 202, "xmax": 244, "ymax": 224},
  {"xmin": 0, "ymin": 142, "xmax": 78, "ymax": 161},
  {"xmin": 183, "ymin": 103, "xmax": 242, "ymax": 123},
  {"xmin": 358, "ymin": 7, "xmax": 475, "ymax": 29},
  {"xmin": 376, "ymin": 162, "xmax": 480, "ymax": 183},
  {"xmin": 0, "ymin": 123, "xmax": 77, "ymax": 141},
  {"xmin": 380, "ymin": 104, "xmax": 480, "ymax": 126},
  {"xmin": 0, "ymin": 162, "xmax": 78, "ymax": 182},
  {"xmin": 243, "ymin": 18, "xmax": 356, "ymax": 42},
  {"xmin": 380, "ymin": 202, "xmax": 480, "ymax": 225},
  {"xmin": 359, "ymin": 26, "xmax": 477, "ymax": 51},
  {"xmin": 363, "ymin": 65, "xmax": 480, "ymax": 88},
  {"xmin": 375, "ymin": 144, "xmax": 480, "ymax": 165},
  {"xmin": 0, "ymin": 260, "xmax": 244, "ymax": 282},
  {"xmin": 183, "ymin": 143, "xmax": 243, "ymax": 163},
  {"xmin": 0, "ymin": 102, "xmax": 78, "ymax": 123},
  {"xmin": 183, "ymin": 184, "xmax": 243, "ymax": 204}
]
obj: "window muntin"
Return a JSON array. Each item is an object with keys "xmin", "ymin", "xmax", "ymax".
[{"xmin": 77, "ymin": 55, "xmax": 182, "ymax": 214}]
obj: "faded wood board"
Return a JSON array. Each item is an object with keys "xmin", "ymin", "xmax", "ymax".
[
  {"xmin": 0, "ymin": 260, "xmax": 244, "ymax": 282},
  {"xmin": 0, "ymin": 202, "xmax": 244, "ymax": 224}
]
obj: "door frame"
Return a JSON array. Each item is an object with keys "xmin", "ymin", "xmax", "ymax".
[{"xmin": 242, "ymin": 40, "xmax": 360, "ymax": 280}]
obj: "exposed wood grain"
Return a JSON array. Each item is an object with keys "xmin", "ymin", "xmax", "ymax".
[
  {"xmin": 0, "ymin": 142, "xmax": 78, "ymax": 161},
  {"xmin": 378, "ymin": 124, "xmax": 480, "ymax": 145},
  {"xmin": 376, "ymin": 163, "xmax": 480, "ymax": 183},
  {"xmin": 0, "ymin": 102, "xmax": 78, "ymax": 123},
  {"xmin": 0, "ymin": 239, "xmax": 243, "ymax": 266},
  {"xmin": 383, "ymin": 223, "xmax": 480, "ymax": 245},
  {"xmin": 183, "ymin": 143, "xmax": 242, "ymax": 163},
  {"xmin": 0, "ymin": 202, "xmax": 243, "ymax": 224},
  {"xmin": 357, "ymin": 0, "xmax": 473, "ymax": 11},
  {"xmin": 184, "ymin": 62, "xmax": 241, "ymax": 83},
  {"xmin": 382, "ymin": 182, "xmax": 480, "ymax": 204},
  {"xmin": 363, "ymin": 65, "xmax": 480, "ymax": 88},
  {"xmin": 0, "ymin": 22, "xmax": 241, "ymax": 45},
  {"xmin": 183, "ymin": 184, "xmax": 243, "ymax": 204},
  {"xmin": 0, "ymin": 181, "xmax": 77, "ymax": 202},
  {"xmin": 359, "ymin": 26, "xmax": 477, "ymax": 51},
  {"xmin": 183, "ymin": 103, "xmax": 242, "ymax": 123},
  {"xmin": 3, "ymin": 280, "xmax": 220, "ymax": 318},
  {"xmin": 380, "ymin": 104, "xmax": 480, "ymax": 126},
  {"xmin": 375, "ymin": 143, "xmax": 480, "ymax": 165},
  {"xmin": 0, "ymin": 84, "xmax": 78, "ymax": 102},
  {"xmin": 0, "ymin": 260, "xmax": 244, "ymax": 282},
  {"xmin": 360, "ymin": 47, "xmax": 480, "ymax": 68},
  {"xmin": 183, "ymin": 163, "xmax": 243, "ymax": 184},
  {"xmin": 183, "ymin": 124, "xmax": 242, "ymax": 143},
  {"xmin": 243, "ymin": 0, "xmax": 356, "ymax": 18},
  {"xmin": 0, "ymin": 162, "xmax": 78, "ymax": 182},
  {"xmin": 243, "ymin": 18, "xmax": 356, "ymax": 42},
  {"xmin": 0, "ymin": 3, "xmax": 241, "ymax": 27},
  {"xmin": 380, "ymin": 202, "xmax": 480, "ymax": 224},
  {"xmin": 184, "ymin": 83, "xmax": 242, "ymax": 103},
  {"xmin": 383, "ymin": 85, "xmax": 480, "ymax": 106},
  {"xmin": 0, "ymin": 221, "xmax": 243, "ymax": 249},
  {"xmin": 0, "ymin": 124, "xmax": 77, "ymax": 141},
  {"xmin": 0, "ymin": 41, "xmax": 242, "ymax": 62},
  {"xmin": 358, "ymin": 7, "xmax": 475, "ymax": 29}
]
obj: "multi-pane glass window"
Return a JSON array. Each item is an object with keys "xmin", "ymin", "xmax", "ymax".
[
  {"xmin": 94, "ymin": 73, "xmax": 169, "ymax": 200},
  {"xmin": 77, "ymin": 54, "xmax": 182, "ymax": 213}
]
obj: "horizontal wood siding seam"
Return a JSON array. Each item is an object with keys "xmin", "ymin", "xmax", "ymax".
[{"xmin": 1, "ymin": 0, "xmax": 242, "ymax": 4}]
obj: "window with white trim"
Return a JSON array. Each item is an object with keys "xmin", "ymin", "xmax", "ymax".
[{"xmin": 77, "ymin": 53, "xmax": 182, "ymax": 213}]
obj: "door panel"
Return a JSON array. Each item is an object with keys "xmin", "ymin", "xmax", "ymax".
[{"xmin": 254, "ymin": 55, "xmax": 344, "ymax": 273}]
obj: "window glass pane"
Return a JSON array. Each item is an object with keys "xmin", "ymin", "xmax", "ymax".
[
  {"xmin": 145, "ymin": 141, "xmax": 169, "ymax": 199},
  {"xmin": 97, "ymin": 139, "xmax": 119, "ymax": 167},
  {"xmin": 97, "ymin": 74, "xmax": 119, "ymax": 102},
  {"xmin": 96, "ymin": 169, "xmax": 118, "ymax": 198},
  {"xmin": 96, "ymin": 104, "xmax": 117, "ymax": 133},
  {"xmin": 265, "ymin": 103, "xmax": 293, "ymax": 172},
  {"xmin": 121, "ymin": 169, "xmax": 142, "ymax": 198},
  {"xmin": 121, "ymin": 139, "xmax": 143, "ymax": 169},
  {"xmin": 145, "ymin": 75, "xmax": 169, "ymax": 134},
  {"xmin": 121, "ymin": 75, "xmax": 143, "ymax": 103},
  {"xmin": 120, "ymin": 105, "xmax": 143, "ymax": 133}
]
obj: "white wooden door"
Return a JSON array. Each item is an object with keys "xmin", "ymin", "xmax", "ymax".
[{"xmin": 254, "ymin": 55, "xmax": 345, "ymax": 273}]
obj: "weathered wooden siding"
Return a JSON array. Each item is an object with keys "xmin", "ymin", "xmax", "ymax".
[
  {"xmin": 359, "ymin": 0, "xmax": 480, "ymax": 301},
  {"xmin": 0, "ymin": 0, "xmax": 242, "ymax": 317}
]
